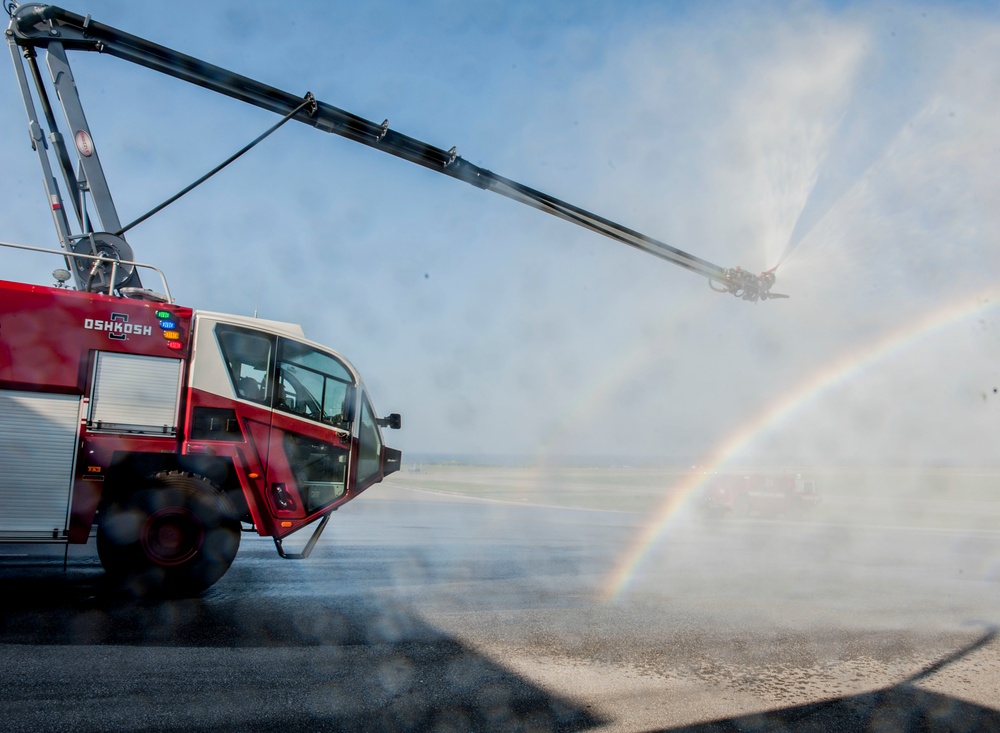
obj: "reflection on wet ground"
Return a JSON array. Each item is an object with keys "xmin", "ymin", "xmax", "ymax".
[{"xmin": 2, "ymin": 482, "xmax": 1000, "ymax": 732}]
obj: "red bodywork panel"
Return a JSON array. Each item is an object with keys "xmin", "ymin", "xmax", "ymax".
[
  {"xmin": 69, "ymin": 433, "xmax": 181, "ymax": 541},
  {"xmin": 1, "ymin": 280, "xmax": 193, "ymax": 541},
  {"xmin": 183, "ymin": 388, "xmax": 364, "ymax": 539},
  {"xmin": 0, "ymin": 279, "xmax": 193, "ymax": 388}
]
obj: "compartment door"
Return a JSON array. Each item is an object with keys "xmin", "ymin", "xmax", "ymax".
[
  {"xmin": 0, "ymin": 390, "xmax": 81, "ymax": 538},
  {"xmin": 89, "ymin": 352, "xmax": 182, "ymax": 434}
]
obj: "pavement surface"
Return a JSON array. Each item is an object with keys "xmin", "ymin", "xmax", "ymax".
[{"xmin": 1, "ymin": 478, "xmax": 999, "ymax": 732}]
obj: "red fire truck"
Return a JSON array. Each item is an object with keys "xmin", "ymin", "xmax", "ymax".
[
  {"xmin": 700, "ymin": 472, "xmax": 820, "ymax": 518},
  {"xmin": 2, "ymin": 4, "xmax": 786, "ymax": 594},
  {"xmin": 0, "ymin": 262, "xmax": 402, "ymax": 594}
]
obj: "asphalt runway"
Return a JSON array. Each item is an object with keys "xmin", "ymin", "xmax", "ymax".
[{"xmin": 1, "ymin": 480, "xmax": 999, "ymax": 732}]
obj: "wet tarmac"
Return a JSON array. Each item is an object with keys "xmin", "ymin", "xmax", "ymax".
[{"xmin": 2, "ymin": 481, "xmax": 999, "ymax": 732}]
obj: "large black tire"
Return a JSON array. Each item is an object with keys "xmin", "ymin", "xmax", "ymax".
[{"xmin": 97, "ymin": 472, "xmax": 241, "ymax": 596}]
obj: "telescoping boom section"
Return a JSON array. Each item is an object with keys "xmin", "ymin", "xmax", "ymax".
[{"xmin": 6, "ymin": 3, "xmax": 785, "ymax": 301}]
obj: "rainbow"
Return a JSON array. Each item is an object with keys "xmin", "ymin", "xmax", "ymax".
[{"xmin": 601, "ymin": 286, "xmax": 1000, "ymax": 602}]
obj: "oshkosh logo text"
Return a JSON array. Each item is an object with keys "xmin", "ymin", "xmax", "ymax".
[{"xmin": 84, "ymin": 313, "xmax": 152, "ymax": 341}]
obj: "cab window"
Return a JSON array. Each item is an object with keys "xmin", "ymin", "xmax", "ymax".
[
  {"xmin": 215, "ymin": 325, "xmax": 275, "ymax": 405},
  {"xmin": 357, "ymin": 397, "xmax": 383, "ymax": 485},
  {"xmin": 275, "ymin": 338, "xmax": 355, "ymax": 428}
]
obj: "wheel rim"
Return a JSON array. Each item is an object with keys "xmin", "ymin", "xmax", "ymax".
[{"xmin": 140, "ymin": 507, "xmax": 204, "ymax": 566}]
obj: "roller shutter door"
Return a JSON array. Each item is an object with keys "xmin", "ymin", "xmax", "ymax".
[
  {"xmin": 0, "ymin": 391, "xmax": 80, "ymax": 537},
  {"xmin": 89, "ymin": 352, "xmax": 182, "ymax": 433}
]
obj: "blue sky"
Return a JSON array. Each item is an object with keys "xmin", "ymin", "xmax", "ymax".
[{"xmin": 3, "ymin": 0, "xmax": 1000, "ymax": 465}]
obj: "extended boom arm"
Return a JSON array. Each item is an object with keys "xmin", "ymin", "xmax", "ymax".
[{"xmin": 7, "ymin": 3, "xmax": 785, "ymax": 301}]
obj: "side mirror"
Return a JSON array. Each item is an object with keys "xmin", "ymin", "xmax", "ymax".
[{"xmin": 376, "ymin": 413, "xmax": 402, "ymax": 430}]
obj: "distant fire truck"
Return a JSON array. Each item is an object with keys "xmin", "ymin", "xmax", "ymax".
[
  {"xmin": 700, "ymin": 473, "xmax": 820, "ymax": 518},
  {"xmin": 2, "ymin": 4, "xmax": 786, "ymax": 595}
]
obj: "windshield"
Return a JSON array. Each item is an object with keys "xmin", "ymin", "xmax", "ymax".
[{"xmin": 276, "ymin": 338, "xmax": 354, "ymax": 428}]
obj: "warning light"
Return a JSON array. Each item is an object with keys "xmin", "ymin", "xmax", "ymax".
[
  {"xmin": 159, "ymin": 319, "xmax": 177, "ymax": 329},
  {"xmin": 162, "ymin": 330, "xmax": 180, "ymax": 340},
  {"xmin": 155, "ymin": 310, "xmax": 172, "ymax": 319},
  {"xmin": 167, "ymin": 341, "xmax": 184, "ymax": 351},
  {"xmin": 280, "ymin": 521, "xmax": 293, "ymax": 528}
]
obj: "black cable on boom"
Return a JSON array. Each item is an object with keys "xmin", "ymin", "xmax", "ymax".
[{"xmin": 115, "ymin": 93, "xmax": 317, "ymax": 236}]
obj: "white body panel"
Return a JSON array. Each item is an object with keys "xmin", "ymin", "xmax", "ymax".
[{"xmin": 189, "ymin": 312, "xmax": 362, "ymax": 400}]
